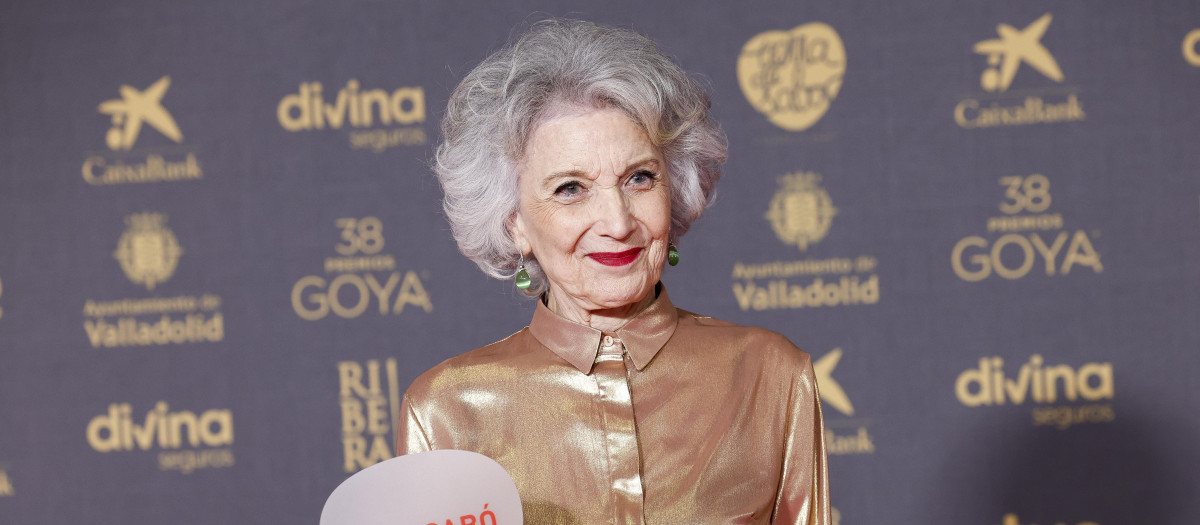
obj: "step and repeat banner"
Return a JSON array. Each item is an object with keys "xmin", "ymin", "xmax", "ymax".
[{"xmin": 2, "ymin": 0, "xmax": 1199, "ymax": 523}]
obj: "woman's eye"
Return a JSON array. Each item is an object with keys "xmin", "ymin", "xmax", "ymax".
[
  {"xmin": 554, "ymin": 181, "xmax": 583, "ymax": 197},
  {"xmin": 628, "ymin": 170, "xmax": 656, "ymax": 188}
]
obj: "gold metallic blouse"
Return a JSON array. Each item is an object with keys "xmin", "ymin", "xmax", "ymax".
[{"xmin": 398, "ymin": 288, "xmax": 830, "ymax": 524}]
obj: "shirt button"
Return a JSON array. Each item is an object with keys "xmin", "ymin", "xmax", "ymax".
[{"xmin": 602, "ymin": 335, "xmax": 615, "ymax": 347}]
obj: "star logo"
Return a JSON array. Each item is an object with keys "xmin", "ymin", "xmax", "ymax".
[
  {"xmin": 973, "ymin": 13, "xmax": 1064, "ymax": 92},
  {"xmin": 814, "ymin": 348, "xmax": 855, "ymax": 416},
  {"xmin": 97, "ymin": 76, "xmax": 183, "ymax": 150}
]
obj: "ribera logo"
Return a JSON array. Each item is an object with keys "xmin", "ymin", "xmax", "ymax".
[
  {"xmin": 338, "ymin": 358, "xmax": 400, "ymax": 472},
  {"xmin": 737, "ymin": 22, "xmax": 845, "ymax": 132},
  {"xmin": 277, "ymin": 80, "xmax": 427, "ymax": 152},
  {"xmin": 83, "ymin": 76, "xmax": 203, "ymax": 185},
  {"xmin": 732, "ymin": 172, "xmax": 880, "ymax": 311},
  {"xmin": 86, "ymin": 401, "xmax": 235, "ymax": 473},
  {"xmin": 955, "ymin": 13, "xmax": 1085, "ymax": 128},
  {"xmin": 815, "ymin": 348, "xmax": 875, "ymax": 455},
  {"xmin": 955, "ymin": 355, "xmax": 1115, "ymax": 429}
]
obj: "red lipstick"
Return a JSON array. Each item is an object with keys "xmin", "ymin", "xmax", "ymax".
[{"xmin": 588, "ymin": 248, "xmax": 643, "ymax": 267}]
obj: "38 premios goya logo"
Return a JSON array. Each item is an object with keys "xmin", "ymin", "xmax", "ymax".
[
  {"xmin": 737, "ymin": 22, "xmax": 845, "ymax": 132},
  {"xmin": 277, "ymin": 80, "xmax": 427, "ymax": 152},
  {"xmin": 950, "ymin": 174, "xmax": 1102, "ymax": 282},
  {"xmin": 955, "ymin": 13, "xmax": 1086, "ymax": 129},
  {"xmin": 291, "ymin": 217, "xmax": 432, "ymax": 321},
  {"xmin": 86, "ymin": 400, "xmax": 235, "ymax": 474},
  {"xmin": 82, "ymin": 76, "xmax": 204, "ymax": 185},
  {"xmin": 732, "ymin": 172, "xmax": 879, "ymax": 311},
  {"xmin": 82, "ymin": 213, "xmax": 224, "ymax": 348}
]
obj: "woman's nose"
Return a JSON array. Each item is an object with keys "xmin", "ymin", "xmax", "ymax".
[{"xmin": 592, "ymin": 190, "xmax": 636, "ymax": 239}]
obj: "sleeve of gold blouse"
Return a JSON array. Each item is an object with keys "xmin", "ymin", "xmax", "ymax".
[
  {"xmin": 395, "ymin": 392, "xmax": 433, "ymax": 456},
  {"xmin": 772, "ymin": 354, "xmax": 831, "ymax": 525}
]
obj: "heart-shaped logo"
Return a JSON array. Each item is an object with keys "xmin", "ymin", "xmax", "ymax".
[{"xmin": 737, "ymin": 22, "xmax": 846, "ymax": 132}]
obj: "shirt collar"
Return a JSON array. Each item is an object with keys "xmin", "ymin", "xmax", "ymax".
[{"xmin": 528, "ymin": 285, "xmax": 679, "ymax": 374}]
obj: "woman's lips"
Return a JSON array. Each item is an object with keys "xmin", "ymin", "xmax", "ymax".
[{"xmin": 588, "ymin": 247, "xmax": 643, "ymax": 267}]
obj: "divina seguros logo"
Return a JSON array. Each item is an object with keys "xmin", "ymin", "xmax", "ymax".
[
  {"xmin": 86, "ymin": 401, "xmax": 234, "ymax": 473},
  {"xmin": 955, "ymin": 13, "xmax": 1085, "ymax": 128},
  {"xmin": 737, "ymin": 22, "xmax": 845, "ymax": 132},
  {"xmin": 277, "ymin": 80, "xmax": 427, "ymax": 152},
  {"xmin": 82, "ymin": 76, "xmax": 204, "ymax": 185},
  {"xmin": 955, "ymin": 355, "xmax": 1114, "ymax": 429}
]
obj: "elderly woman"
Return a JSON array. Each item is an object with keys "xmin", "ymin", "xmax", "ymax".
[{"xmin": 398, "ymin": 20, "xmax": 829, "ymax": 524}]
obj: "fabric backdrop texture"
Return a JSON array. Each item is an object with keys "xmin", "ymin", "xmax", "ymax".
[{"xmin": 1, "ymin": 1, "xmax": 1198, "ymax": 523}]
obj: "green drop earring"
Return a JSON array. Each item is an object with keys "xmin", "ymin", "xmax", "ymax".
[
  {"xmin": 667, "ymin": 244, "xmax": 679, "ymax": 266},
  {"xmin": 515, "ymin": 255, "xmax": 532, "ymax": 290}
]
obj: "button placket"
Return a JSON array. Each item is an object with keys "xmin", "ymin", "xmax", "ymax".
[{"xmin": 593, "ymin": 335, "xmax": 646, "ymax": 523}]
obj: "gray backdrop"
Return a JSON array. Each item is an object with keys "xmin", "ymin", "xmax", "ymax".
[{"xmin": 1, "ymin": 0, "xmax": 1199, "ymax": 523}]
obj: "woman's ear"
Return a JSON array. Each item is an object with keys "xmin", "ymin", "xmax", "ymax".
[{"xmin": 508, "ymin": 213, "xmax": 532, "ymax": 256}]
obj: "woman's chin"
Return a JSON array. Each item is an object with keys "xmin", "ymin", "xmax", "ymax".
[{"xmin": 580, "ymin": 281, "xmax": 658, "ymax": 311}]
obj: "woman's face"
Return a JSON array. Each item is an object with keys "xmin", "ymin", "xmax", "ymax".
[{"xmin": 510, "ymin": 106, "xmax": 671, "ymax": 312}]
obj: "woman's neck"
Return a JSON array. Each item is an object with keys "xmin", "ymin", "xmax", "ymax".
[{"xmin": 545, "ymin": 289, "xmax": 655, "ymax": 333}]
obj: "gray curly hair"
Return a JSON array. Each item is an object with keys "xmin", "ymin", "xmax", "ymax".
[{"xmin": 434, "ymin": 19, "xmax": 727, "ymax": 295}]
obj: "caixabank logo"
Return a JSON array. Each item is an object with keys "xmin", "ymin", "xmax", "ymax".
[
  {"xmin": 951, "ymin": 174, "xmax": 1102, "ymax": 282},
  {"xmin": 277, "ymin": 80, "xmax": 427, "ymax": 152},
  {"xmin": 82, "ymin": 76, "xmax": 204, "ymax": 185},
  {"xmin": 737, "ymin": 22, "xmax": 845, "ymax": 132},
  {"xmin": 86, "ymin": 401, "xmax": 235, "ymax": 474},
  {"xmin": 955, "ymin": 354, "xmax": 1115, "ymax": 429},
  {"xmin": 291, "ymin": 216, "xmax": 432, "ymax": 321},
  {"xmin": 955, "ymin": 13, "xmax": 1086, "ymax": 129},
  {"xmin": 816, "ymin": 348, "xmax": 876, "ymax": 456},
  {"xmin": 337, "ymin": 358, "xmax": 401, "ymax": 472},
  {"xmin": 82, "ymin": 213, "xmax": 225, "ymax": 348},
  {"xmin": 732, "ymin": 172, "xmax": 879, "ymax": 311}
]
